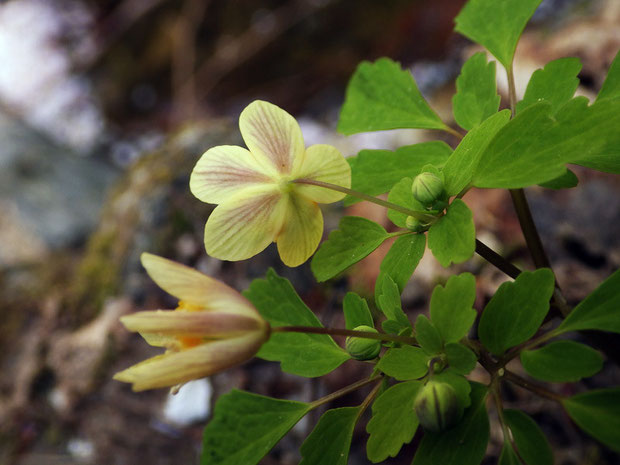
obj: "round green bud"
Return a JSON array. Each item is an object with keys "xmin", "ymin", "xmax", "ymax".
[
  {"xmin": 412, "ymin": 172, "xmax": 445, "ymax": 208},
  {"xmin": 414, "ymin": 381, "xmax": 462, "ymax": 432},
  {"xmin": 405, "ymin": 216, "xmax": 429, "ymax": 233},
  {"xmin": 345, "ymin": 325, "xmax": 381, "ymax": 360}
]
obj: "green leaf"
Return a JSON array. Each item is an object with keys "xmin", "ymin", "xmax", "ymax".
[
  {"xmin": 562, "ymin": 96, "xmax": 620, "ymax": 174},
  {"xmin": 453, "ymin": 52, "xmax": 500, "ymax": 130},
  {"xmin": 597, "ymin": 49, "xmax": 620, "ymax": 101},
  {"xmin": 343, "ymin": 292, "xmax": 374, "ymax": 330},
  {"xmin": 311, "ymin": 216, "xmax": 388, "ymax": 282},
  {"xmin": 245, "ymin": 270, "xmax": 349, "ymax": 377},
  {"xmin": 428, "ymin": 199, "xmax": 475, "ymax": 267},
  {"xmin": 386, "ymin": 177, "xmax": 425, "ymax": 228},
  {"xmin": 521, "ymin": 340, "xmax": 603, "ymax": 382},
  {"xmin": 415, "ymin": 314, "xmax": 443, "ymax": 355},
  {"xmin": 498, "ymin": 444, "xmax": 520, "ymax": 465},
  {"xmin": 338, "ymin": 58, "xmax": 446, "ymax": 135},
  {"xmin": 430, "ymin": 272, "xmax": 477, "ymax": 343},
  {"xmin": 201, "ymin": 390, "xmax": 310, "ymax": 465},
  {"xmin": 563, "ymin": 388, "xmax": 620, "ymax": 452},
  {"xmin": 434, "ymin": 370, "xmax": 472, "ymax": 409},
  {"xmin": 375, "ymin": 234, "xmax": 426, "ymax": 305},
  {"xmin": 346, "ymin": 141, "xmax": 452, "ymax": 204},
  {"xmin": 516, "ymin": 57, "xmax": 581, "ymax": 115},
  {"xmin": 558, "ymin": 268, "xmax": 620, "ymax": 333},
  {"xmin": 445, "ymin": 343, "xmax": 477, "ymax": 375},
  {"xmin": 472, "ymin": 102, "xmax": 566, "ymax": 188},
  {"xmin": 454, "ymin": 0, "xmax": 542, "ymax": 69},
  {"xmin": 377, "ymin": 275, "xmax": 412, "ymax": 331},
  {"xmin": 299, "ymin": 407, "xmax": 359, "ymax": 465},
  {"xmin": 538, "ymin": 168, "xmax": 578, "ymax": 190},
  {"xmin": 443, "ymin": 110, "xmax": 511, "ymax": 196},
  {"xmin": 503, "ymin": 409, "xmax": 553, "ymax": 465},
  {"xmin": 366, "ymin": 381, "xmax": 422, "ymax": 462},
  {"xmin": 478, "ymin": 269, "xmax": 555, "ymax": 355},
  {"xmin": 377, "ymin": 346, "xmax": 429, "ymax": 380},
  {"xmin": 412, "ymin": 382, "xmax": 489, "ymax": 465}
]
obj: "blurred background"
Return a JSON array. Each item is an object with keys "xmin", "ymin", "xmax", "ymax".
[{"xmin": 0, "ymin": 0, "xmax": 619, "ymax": 464}]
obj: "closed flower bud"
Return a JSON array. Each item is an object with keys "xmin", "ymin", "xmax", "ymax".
[
  {"xmin": 412, "ymin": 172, "xmax": 446, "ymax": 208},
  {"xmin": 346, "ymin": 325, "xmax": 381, "ymax": 360},
  {"xmin": 414, "ymin": 381, "xmax": 462, "ymax": 432},
  {"xmin": 405, "ymin": 216, "xmax": 430, "ymax": 233}
]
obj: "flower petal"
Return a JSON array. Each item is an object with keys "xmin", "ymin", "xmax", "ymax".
[
  {"xmin": 113, "ymin": 332, "xmax": 267, "ymax": 391},
  {"xmin": 120, "ymin": 310, "xmax": 264, "ymax": 338},
  {"xmin": 276, "ymin": 195, "xmax": 323, "ymax": 267},
  {"xmin": 204, "ymin": 184, "xmax": 288, "ymax": 262},
  {"xmin": 292, "ymin": 144, "xmax": 351, "ymax": 203},
  {"xmin": 239, "ymin": 100, "xmax": 305, "ymax": 174},
  {"xmin": 189, "ymin": 145, "xmax": 276, "ymax": 204},
  {"xmin": 140, "ymin": 253, "xmax": 258, "ymax": 319}
]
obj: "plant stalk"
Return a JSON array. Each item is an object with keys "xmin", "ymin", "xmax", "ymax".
[
  {"xmin": 293, "ymin": 179, "xmax": 437, "ymax": 223},
  {"xmin": 274, "ymin": 325, "xmax": 417, "ymax": 345},
  {"xmin": 503, "ymin": 370, "xmax": 564, "ymax": 402},
  {"xmin": 310, "ymin": 375, "xmax": 383, "ymax": 409}
]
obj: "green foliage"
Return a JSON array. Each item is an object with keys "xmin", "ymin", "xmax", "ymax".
[
  {"xmin": 386, "ymin": 177, "xmax": 425, "ymax": 228},
  {"xmin": 411, "ymin": 382, "xmax": 489, "ymax": 465},
  {"xmin": 415, "ymin": 314, "xmax": 443, "ymax": 355},
  {"xmin": 201, "ymin": 390, "xmax": 309, "ymax": 465},
  {"xmin": 429, "ymin": 272, "xmax": 477, "ymax": 343},
  {"xmin": 454, "ymin": 0, "xmax": 542, "ymax": 69},
  {"xmin": 516, "ymin": 57, "xmax": 581, "ymax": 114},
  {"xmin": 453, "ymin": 52, "xmax": 500, "ymax": 130},
  {"xmin": 375, "ymin": 233, "xmax": 426, "ymax": 304},
  {"xmin": 498, "ymin": 444, "xmax": 520, "ymax": 465},
  {"xmin": 376, "ymin": 275, "xmax": 413, "ymax": 331},
  {"xmin": 445, "ymin": 343, "xmax": 477, "ymax": 375},
  {"xmin": 299, "ymin": 407, "xmax": 359, "ymax": 465},
  {"xmin": 558, "ymin": 268, "xmax": 620, "ymax": 333},
  {"xmin": 366, "ymin": 381, "xmax": 422, "ymax": 462},
  {"xmin": 472, "ymin": 102, "xmax": 565, "ymax": 188},
  {"xmin": 562, "ymin": 96, "xmax": 620, "ymax": 174},
  {"xmin": 343, "ymin": 292, "xmax": 374, "ymax": 330},
  {"xmin": 377, "ymin": 346, "xmax": 429, "ymax": 380},
  {"xmin": 443, "ymin": 110, "xmax": 511, "ymax": 195},
  {"xmin": 478, "ymin": 269, "xmax": 554, "ymax": 355},
  {"xmin": 503, "ymin": 409, "xmax": 553, "ymax": 465},
  {"xmin": 521, "ymin": 340, "xmax": 603, "ymax": 382},
  {"xmin": 245, "ymin": 269, "xmax": 349, "ymax": 377},
  {"xmin": 347, "ymin": 142, "xmax": 452, "ymax": 204},
  {"xmin": 338, "ymin": 58, "xmax": 446, "ymax": 135},
  {"xmin": 311, "ymin": 216, "xmax": 388, "ymax": 282},
  {"xmin": 597, "ymin": 50, "xmax": 620, "ymax": 101},
  {"xmin": 427, "ymin": 199, "xmax": 476, "ymax": 267},
  {"xmin": 563, "ymin": 389, "xmax": 620, "ymax": 452},
  {"xmin": 538, "ymin": 168, "xmax": 579, "ymax": 190}
]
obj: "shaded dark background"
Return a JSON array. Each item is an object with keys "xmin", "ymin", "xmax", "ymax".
[{"xmin": 0, "ymin": 0, "xmax": 619, "ymax": 464}]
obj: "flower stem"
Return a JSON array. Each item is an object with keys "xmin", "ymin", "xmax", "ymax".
[
  {"xmin": 475, "ymin": 240, "xmax": 521, "ymax": 279},
  {"xmin": 310, "ymin": 375, "xmax": 383, "ymax": 409},
  {"xmin": 356, "ymin": 378, "xmax": 384, "ymax": 420},
  {"xmin": 274, "ymin": 325, "xmax": 417, "ymax": 345},
  {"xmin": 442, "ymin": 125, "xmax": 465, "ymax": 140},
  {"xmin": 509, "ymin": 189, "xmax": 552, "ymax": 270},
  {"xmin": 507, "ymin": 64, "xmax": 518, "ymax": 117},
  {"xmin": 293, "ymin": 179, "xmax": 437, "ymax": 223},
  {"xmin": 499, "ymin": 328, "xmax": 562, "ymax": 365},
  {"xmin": 503, "ymin": 370, "xmax": 564, "ymax": 402}
]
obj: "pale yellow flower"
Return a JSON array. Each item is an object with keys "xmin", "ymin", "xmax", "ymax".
[
  {"xmin": 190, "ymin": 100, "xmax": 351, "ymax": 267},
  {"xmin": 114, "ymin": 253, "xmax": 270, "ymax": 391}
]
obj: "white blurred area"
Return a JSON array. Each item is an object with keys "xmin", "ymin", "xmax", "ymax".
[{"xmin": 0, "ymin": 0, "xmax": 104, "ymax": 152}]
